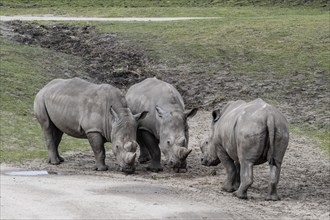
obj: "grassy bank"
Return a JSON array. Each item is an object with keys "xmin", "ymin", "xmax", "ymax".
[
  {"xmin": 0, "ymin": 6, "xmax": 329, "ymax": 163},
  {"xmin": 0, "ymin": 37, "xmax": 93, "ymax": 163},
  {"xmin": 1, "ymin": 0, "xmax": 328, "ymax": 8}
]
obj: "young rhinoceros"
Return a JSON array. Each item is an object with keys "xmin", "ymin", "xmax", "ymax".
[
  {"xmin": 201, "ymin": 98, "xmax": 289, "ymax": 200},
  {"xmin": 126, "ymin": 77, "xmax": 198, "ymax": 172},
  {"xmin": 34, "ymin": 78, "xmax": 147, "ymax": 174}
]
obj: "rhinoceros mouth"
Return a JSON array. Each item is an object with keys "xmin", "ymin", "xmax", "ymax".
[
  {"xmin": 201, "ymin": 157, "xmax": 221, "ymax": 166},
  {"xmin": 173, "ymin": 167, "xmax": 188, "ymax": 173},
  {"xmin": 121, "ymin": 166, "xmax": 136, "ymax": 174}
]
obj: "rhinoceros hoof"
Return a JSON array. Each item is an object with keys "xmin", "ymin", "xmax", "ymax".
[
  {"xmin": 48, "ymin": 158, "xmax": 61, "ymax": 165},
  {"xmin": 233, "ymin": 191, "xmax": 248, "ymax": 200},
  {"xmin": 138, "ymin": 155, "xmax": 151, "ymax": 164},
  {"xmin": 95, "ymin": 165, "xmax": 109, "ymax": 171},
  {"xmin": 58, "ymin": 156, "xmax": 65, "ymax": 162},
  {"xmin": 266, "ymin": 194, "xmax": 280, "ymax": 201},
  {"xmin": 146, "ymin": 165, "xmax": 163, "ymax": 173},
  {"xmin": 221, "ymin": 187, "xmax": 235, "ymax": 192},
  {"xmin": 221, "ymin": 186, "xmax": 235, "ymax": 193}
]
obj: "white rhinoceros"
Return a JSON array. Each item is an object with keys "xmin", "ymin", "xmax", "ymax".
[
  {"xmin": 201, "ymin": 98, "xmax": 289, "ymax": 200},
  {"xmin": 126, "ymin": 78, "xmax": 198, "ymax": 172},
  {"xmin": 34, "ymin": 78, "xmax": 147, "ymax": 173}
]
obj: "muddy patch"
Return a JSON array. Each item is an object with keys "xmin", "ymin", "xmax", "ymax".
[
  {"xmin": 1, "ymin": 21, "xmax": 329, "ymax": 129},
  {"xmin": 1, "ymin": 20, "xmax": 153, "ymax": 88}
]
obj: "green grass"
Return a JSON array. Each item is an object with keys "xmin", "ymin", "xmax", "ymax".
[
  {"xmin": 0, "ymin": 37, "xmax": 92, "ymax": 163},
  {"xmin": 1, "ymin": 0, "xmax": 328, "ymax": 8},
  {"xmin": 91, "ymin": 12, "xmax": 329, "ymax": 80},
  {"xmin": 0, "ymin": 6, "xmax": 329, "ymax": 162},
  {"xmin": 290, "ymin": 125, "xmax": 330, "ymax": 156},
  {"xmin": 1, "ymin": 5, "xmax": 327, "ymax": 17}
]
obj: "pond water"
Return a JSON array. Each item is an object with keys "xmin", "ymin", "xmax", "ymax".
[{"xmin": 6, "ymin": 170, "xmax": 51, "ymax": 176}]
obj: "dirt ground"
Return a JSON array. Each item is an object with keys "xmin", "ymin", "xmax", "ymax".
[
  {"xmin": 2, "ymin": 110, "xmax": 329, "ymax": 219},
  {"xmin": 0, "ymin": 21, "xmax": 329, "ymax": 219}
]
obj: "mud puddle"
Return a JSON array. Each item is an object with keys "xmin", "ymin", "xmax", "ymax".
[{"xmin": 5, "ymin": 170, "xmax": 58, "ymax": 176}]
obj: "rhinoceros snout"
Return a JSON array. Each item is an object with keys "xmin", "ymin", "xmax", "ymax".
[
  {"xmin": 121, "ymin": 165, "xmax": 136, "ymax": 174},
  {"xmin": 201, "ymin": 157, "xmax": 208, "ymax": 166}
]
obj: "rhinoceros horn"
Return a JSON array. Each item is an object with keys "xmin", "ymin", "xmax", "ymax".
[
  {"xmin": 124, "ymin": 142, "xmax": 135, "ymax": 152},
  {"xmin": 180, "ymin": 148, "xmax": 192, "ymax": 161},
  {"xmin": 125, "ymin": 152, "xmax": 137, "ymax": 165}
]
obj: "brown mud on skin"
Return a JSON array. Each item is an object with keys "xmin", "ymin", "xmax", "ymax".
[
  {"xmin": 1, "ymin": 21, "xmax": 329, "ymax": 129},
  {"xmin": 15, "ymin": 111, "xmax": 330, "ymax": 219}
]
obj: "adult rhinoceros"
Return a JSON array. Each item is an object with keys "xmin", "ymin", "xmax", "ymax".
[
  {"xmin": 201, "ymin": 98, "xmax": 289, "ymax": 200},
  {"xmin": 126, "ymin": 78, "xmax": 198, "ymax": 172},
  {"xmin": 34, "ymin": 78, "xmax": 147, "ymax": 173}
]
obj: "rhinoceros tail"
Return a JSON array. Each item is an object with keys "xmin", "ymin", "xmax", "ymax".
[
  {"xmin": 34, "ymin": 91, "xmax": 50, "ymax": 129},
  {"xmin": 267, "ymin": 114, "xmax": 276, "ymax": 166}
]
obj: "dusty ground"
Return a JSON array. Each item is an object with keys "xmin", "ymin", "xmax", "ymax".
[
  {"xmin": 0, "ymin": 20, "xmax": 329, "ymax": 219},
  {"xmin": 2, "ymin": 111, "xmax": 329, "ymax": 219}
]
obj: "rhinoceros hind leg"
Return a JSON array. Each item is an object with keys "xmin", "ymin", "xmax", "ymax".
[
  {"xmin": 233, "ymin": 161, "xmax": 253, "ymax": 199},
  {"xmin": 43, "ymin": 123, "xmax": 63, "ymax": 165},
  {"xmin": 138, "ymin": 130, "xmax": 163, "ymax": 172},
  {"xmin": 266, "ymin": 162, "xmax": 282, "ymax": 201},
  {"xmin": 87, "ymin": 132, "xmax": 108, "ymax": 171}
]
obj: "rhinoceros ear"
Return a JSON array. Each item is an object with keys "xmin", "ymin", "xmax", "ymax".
[
  {"xmin": 134, "ymin": 111, "xmax": 148, "ymax": 121},
  {"xmin": 155, "ymin": 105, "xmax": 167, "ymax": 118},
  {"xmin": 110, "ymin": 106, "xmax": 119, "ymax": 121},
  {"xmin": 212, "ymin": 109, "xmax": 221, "ymax": 122},
  {"xmin": 185, "ymin": 108, "xmax": 198, "ymax": 119}
]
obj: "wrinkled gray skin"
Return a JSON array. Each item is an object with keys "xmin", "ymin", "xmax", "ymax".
[
  {"xmin": 126, "ymin": 78, "xmax": 198, "ymax": 173},
  {"xmin": 201, "ymin": 98, "xmax": 289, "ymax": 200},
  {"xmin": 34, "ymin": 78, "xmax": 147, "ymax": 174}
]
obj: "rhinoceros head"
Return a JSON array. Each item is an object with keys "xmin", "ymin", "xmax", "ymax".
[
  {"xmin": 155, "ymin": 106, "xmax": 197, "ymax": 172},
  {"xmin": 110, "ymin": 107, "xmax": 148, "ymax": 174},
  {"xmin": 200, "ymin": 138, "xmax": 220, "ymax": 166}
]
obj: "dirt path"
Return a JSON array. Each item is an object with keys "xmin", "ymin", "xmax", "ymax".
[{"xmin": 1, "ymin": 111, "xmax": 329, "ymax": 220}]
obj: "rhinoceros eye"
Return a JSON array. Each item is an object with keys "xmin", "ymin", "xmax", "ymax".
[{"xmin": 167, "ymin": 140, "xmax": 171, "ymax": 145}]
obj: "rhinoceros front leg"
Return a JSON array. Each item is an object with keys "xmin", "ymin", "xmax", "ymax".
[
  {"xmin": 87, "ymin": 132, "xmax": 108, "ymax": 171},
  {"xmin": 233, "ymin": 161, "xmax": 253, "ymax": 199},
  {"xmin": 43, "ymin": 125, "xmax": 64, "ymax": 165},
  {"xmin": 266, "ymin": 162, "xmax": 282, "ymax": 201},
  {"xmin": 138, "ymin": 130, "xmax": 163, "ymax": 172},
  {"xmin": 220, "ymin": 156, "xmax": 238, "ymax": 193},
  {"xmin": 138, "ymin": 143, "xmax": 151, "ymax": 164}
]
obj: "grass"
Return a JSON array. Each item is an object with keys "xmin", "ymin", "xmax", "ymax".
[
  {"xmin": 92, "ymin": 12, "xmax": 329, "ymax": 80},
  {"xmin": 0, "ymin": 37, "xmax": 92, "ymax": 163},
  {"xmin": 1, "ymin": 0, "xmax": 328, "ymax": 8},
  {"xmin": 0, "ymin": 5, "xmax": 329, "ymax": 162},
  {"xmin": 290, "ymin": 125, "xmax": 330, "ymax": 156},
  {"xmin": 1, "ymin": 5, "xmax": 327, "ymax": 17}
]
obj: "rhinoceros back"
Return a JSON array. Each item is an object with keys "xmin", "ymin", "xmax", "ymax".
[
  {"xmin": 126, "ymin": 77, "xmax": 184, "ymax": 135},
  {"xmin": 34, "ymin": 78, "xmax": 126, "ymax": 139},
  {"xmin": 216, "ymin": 98, "xmax": 288, "ymax": 164}
]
